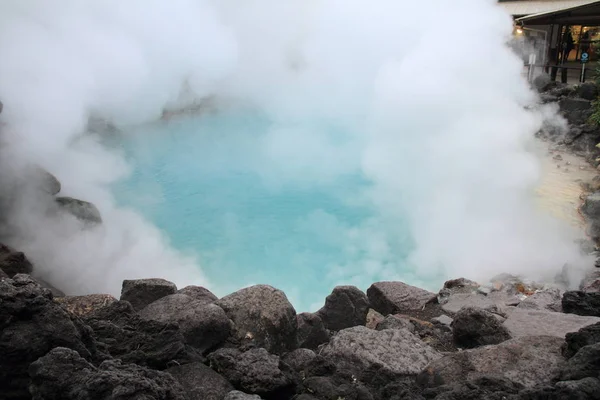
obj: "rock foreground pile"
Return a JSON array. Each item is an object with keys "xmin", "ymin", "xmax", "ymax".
[{"xmin": 3, "ymin": 245, "xmax": 600, "ymax": 400}]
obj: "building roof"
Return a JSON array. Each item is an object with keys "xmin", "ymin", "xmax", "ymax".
[
  {"xmin": 498, "ymin": 0, "xmax": 600, "ymax": 17},
  {"xmin": 514, "ymin": 0, "xmax": 600, "ymax": 24}
]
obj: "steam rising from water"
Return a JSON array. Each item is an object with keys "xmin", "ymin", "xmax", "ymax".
[{"xmin": 0, "ymin": 0, "xmax": 591, "ymax": 308}]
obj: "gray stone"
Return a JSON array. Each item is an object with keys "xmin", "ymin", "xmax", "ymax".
[
  {"xmin": 296, "ymin": 312, "xmax": 329, "ymax": 350},
  {"xmin": 564, "ymin": 322, "xmax": 600, "ymax": 358},
  {"xmin": 365, "ymin": 308, "xmax": 385, "ymax": 329},
  {"xmin": 31, "ymin": 166, "xmax": 61, "ymax": 195},
  {"xmin": 432, "ymin": 315, "xmax": 453, "ymax": 327},
  {"xmin": 0, "ymin": 243, "xmax": 33, "ymax": 278},
  {"xmin": 281, "ymin": 348, "xmax": 317, "ymax": 372},
  {"xmin": 581, "ymin": 271, "xmax": 600, "ymax": 293},
  {"xmin": 563, "ymin": 291, "xmax": 600, "ymax": 316},
  {"xmin": 451, "ymin": 307, "xmax": 511, "ymax": 348},
  {"xmin": 224, "ymin": 391, "xmax": 262, "ymax": 400},
  {"xmin": 139, "ymin": 294, "xmax": 231, "ymax": 353},
  {"xmin": 440, "ymin": 292, "xmax": 510, "ymax": 314},
  {"xmin": 419, "ymin": 336, "xmax": 566, "ymax": 388},
  {"xmin": 367, "ymin": 281, "xmax": 435, "ymax": 315},
  {"xmin": 166, "ymin": 362, "xmax": 233, "ymax": 400},
  {"xmin": 577, "ymin": 82, "xmax": 598, "ymax": 100},
  {"xmin": 177, "ymin": 285, "xmax": 218, "ymax": 304},
  {"xmin": 321, "ymin": 325, "xmax": 440, "ymax": 376},
  {"xmin": 216, "ymin": 285, "xmax": 297, "ymax": 354},
  {"xmin": 316, "ymin": 285, "xmax": 369, "ymax": 331},
  {"xmin": 120, "ymin": 278, "xmax": 177, "ymax": 311},
  {"xmin": 560, "ymin": 97, "xmax": 592, "ymax": 112},
  {"xmin": 560, "ymin": 343, "xmax": 600, "ymax": 381},
  {"xmin": 376, "ymin": 314, "xmax": 415, "ymax": 333},
  {"xmin": 517, "ymin": 288, "xmax": 563, "ymax": 312},
  {"xmin": 582, "ymin": 192, "xmax": 600, "ymax": 220},
  {"xmin": 55, "ymin": 196, "xmax": 102, "ymax": 224},
  {"xmin": 502, "ymin": 308, "xmax": 600, "ymax": 338},
  {"xmin": 533, "ymin": 73, "xmax": 553, "ymax": 92}
]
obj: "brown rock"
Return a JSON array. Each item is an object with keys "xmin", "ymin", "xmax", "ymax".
[
  {"xmin": 365, "ymin": 309, "xmax": 384, "ymax": 329},
  {"xmin": 367, "ymin": 281, "xmax": 435, "ymax": 316},
  {"xmin": 55, "ymin": 294, "xmax": 117, "ymax": 317}
]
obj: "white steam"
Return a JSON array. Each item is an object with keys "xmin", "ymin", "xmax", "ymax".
[{"xmin": 0, "ymin": 0, "xmax": 591, "ymax": 298}]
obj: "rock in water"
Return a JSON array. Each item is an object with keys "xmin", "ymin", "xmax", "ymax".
[
  {"xmin": 560, "ymin": 343, "xmax": 600, "ymax": 381},
  {"xmin": 177, "ymin": 285, "xmax": 218, "ymax": 304},
  {"xmin": 120, "ymin": 278, "xmax": 177, "ymax": 311},
  {"xmin": 296, "ymin": 312, "xmax": 329, "ymax": 350},
  {"xmin": 0, "ymin": 243, "xmax": 33, "ymax": 277},
  {"xmin": 0, "ymin": 275, "xmax": 98, "ymax": 399},
  {"xmin": 320, "ymin": 325, "xmax": 440, "ymax": 376},
  {"xmin": 418, "ymin": 336, "xmax": 565, "ymax": 388},
  {"xmin": 138, "ymin": 294, "xmax": 231, "ymax": 353},
  {"xmin": 55, "ymin": 196, "xmax": 102, "ymax": 224},
  {"xmin": 451, "ymin": 307, "xmax": 511, "ymax": 348},
  {"xmin": 55, "ymin": 294, "xmax": 117, "ymax": 317},
  {"xmin": 208, "ymin": 348, "xmax": 294, "ymax": 398},
  {"xmin": 367, "ymin": 281, "xmax": 435, "ymax": 315},
  {"xmin": 316, "ymin": 285, "xmax": 369, "ymax": 331},
  {"xmin": 564, "ymin": 322, "xmax": 600, "ymax": 358},
  {"xmin": 29, "ymin": 347, "xmax": 187, "ymax": 400},
  {"xmin": 563, "ymin": 291, "xmax": 600, "ymax": 316},
  {"xmin": 216, "ymin": 285, "xmax": 297, "ymax": 354},
  {"xmin": 167, "ymin": 362, "xmax": 233, "ymax": 400}
]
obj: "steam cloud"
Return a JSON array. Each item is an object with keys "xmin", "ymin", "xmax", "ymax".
[{"xmin": 0, "ymin": 0, "xmax": 591, "ymax": 301}]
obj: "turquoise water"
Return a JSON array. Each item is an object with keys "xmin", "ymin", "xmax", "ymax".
[{"xmin": 110, "ymin": 110, "xmax": 423, "ymax": 311}]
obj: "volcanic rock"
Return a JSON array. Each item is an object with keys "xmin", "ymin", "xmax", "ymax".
[
  {"xmin": 502, "ymin": 308, "xmax": 600, "ymax": 338},
  {"xmin": 281, "ymin": 348, "xmax": 317, "ymax": 373},
  {"xmin": 316, "ymin": 285, "xmax": 369, "ymax": 331},
  {"xmin": 367, "ymin": 281, "xmax": 435, "ymax": 315},
  {"xmin": 55, "ymin": 294, "xmax": 117, "ymax": 317},
  {"xmin": 577, "ymin": 82, "xmax": 598, "ymax": 100},
  {"xmin": 177, "ymin": 285, "xmax": 218, "ymax": 304},
  {"xmin": 365, "ymin": 308, "xmax": 384, "ymax": 329},
  {"xmin": 581, "ymin": 270, "xmax": 600, "ymax": 293},
  {"xmin": 296, "ymin": 312, "xmax": 329, "ymax": 350},
  {"xmin": 29, "ymin": 347, "xmax": 186, "ymax": 400},
  {"xmin": 138, "ymin": 294, "xmax": 231, "ymax": 353},
  {"xmin": 376, "ymin": 314, "xmax": 415, "ymax": 333},
  {"xmin": 0, "ymin": 275, "xmax": 98, "ymax": 400},
  {"xmin": 520, "ymin": 377, "xmax": 600, "ymax": 400},
  {"xmin": 208, "ymin": 348, "xmax": 294, "ymax": 398},
  {"xmin": 320, "ymin": 325, "xmax": 441, "ymax": 377},
  {"xmin": 216, "ymin": 285, "xmax": 297, "ymax": 354},
  {"xmin": 422, "ymin": 376, "xmax": 524, "ymax": 400},
  {"xmin": 120, "ymin": 278, "xmax": 177, "ymax": 311},
  {"xmin": 418, "ymin": 336, "xmax": 565, "ymax": 388},
  {"xmin": 224, "ymin": 391, "xmax": 262, "ymax": 400},
  {"xmin": 166, "ymin": 362, "xmax": 234, "ymax": 400},
  {"xmin": 451, "ymin": 307, "xmax": 511, "ymax": 348},
  {"xmin": 516, "ymin": 288, "xmax": 563, "ymax": 311},
  {"xmin": 564, "ymin": 322, "xmax": 600, "ymax": 358},
  {"xmin": 0, "ymin": 243, "xmax": 33, "ymax": 277},
  {"xmin": 562, "ymin": 291, "xmax": 600, "ymax": 316},
  {"xmin": 84, "ymin": 300, "xmax": 202, "ymax": 369},
  {"xmin": 55, "ymin": 196, "xmax": 102, "ymax": 224},
  {"xmin": 560, "ymin": 343, "xmax": 600, "ymax": 381}
]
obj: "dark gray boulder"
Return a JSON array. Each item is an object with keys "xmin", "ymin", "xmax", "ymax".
[
  {"xmin": 367, "ymin": 281, "xmax": 435, "ymax": 315},
  {"xmin": 281, "ymin": 348, "xmax": 317, "ymax": 373},
  {"xmin": 224, "ymin": 391, "xmax": 262, "ymax": 400},
  {"xmin": 320, "ymin": 326, "xmax": 440, "ymax": 377},
  {"xmin": 577, "ymin": 82, "xmax": 598, "ymax": 100},
  {"xmin": 177, "ymin": 285, "xmax": 218, "ymax": 304},
  {"xmin": 215, "ymin": 285, "xmax": 297, "ymax": 354},
  {"xmin": 564, "ymin": 322, "xmax": 600, "ymax": 358},
  {"xmin": 0, "ymin": 243, "xmax": 33, "ymax": 277},
  {"xmin": 502, "ymin": 308, "xmax": 600, "ymax": 338},
  {"xmin": 562, "ymin": 291, "xmax": 600, "ymax": 316},
  {"xmin": 208, "ymin": 348, "xmax": 294, "ymax": 398},
  {"xmin": 301, "ymin": 376, "xmax": 374, "ymax": 400},
  {"xmin": 0, "ymin": 275, "xmax": 99, "ymax": 400},
  {"xmin": 418, "ymin": 336, "xmax": 565, "ymax": 389},
  {"xmin": 55, "ymin": 196, "xmax": 102, "ymax": 224},
  {"xmin": 517, "ymin": 288, "xmax": 563, "ymax": 312},
  {"xmin": 138, "ymin": 294, "xmax": 231, "ymax": 353},
  {"xmin": 520, "ymin": 378, "xmax": 600, "ymax": 400},
  {"xmin": 376, "ymin": 314, "xmax": 415, "ymax": 333},
  {"xmin": 296, "ymin": 312, "xmax": 329, "ymax": 350},
  {"xmin": 84, "ymin": 300, "xmax": 202, "ymax": 370},
  {"xmin": 421, "ymin": 376, "xmax": 524, "ymax": 400},
  {"xmin": 120, "ymin": 278, "xmax": 177, "ymax": 311},
  {"xmin": 560, "ymin": 343, "xmax": 600, "ymax": 381},
  {"xmin": 29, "ymin": 347, "xmax": 186, "ymax": 400},
  {"xmin": 451, "ymin": 307, "xmax": 511, "ymax": 348},
  {"xmin": 316, "ymin": 285, "xmax": 369, "ymax": 331},
  {"xmin": 166, "ymin": 362, "xmax": 233, "ymax": 400},
  {"xmin": 27, "ymin": 165, "xmax": 61, "ymax": 195},
  {"xmin": 581, "ymin": 270, "xmax": 600, "ymax": 293}
]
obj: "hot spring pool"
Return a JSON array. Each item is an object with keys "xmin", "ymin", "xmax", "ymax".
[{"xmin": 109, "ymin": 111, "xmax": 438, "ymax": 311}]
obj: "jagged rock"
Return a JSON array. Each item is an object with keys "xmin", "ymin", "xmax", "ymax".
[
  {"xmin": 376, "ymin": 314, "xmax": 415, "ymax": 333},
  {"xmin": 432, "ymin": 315, "xmax": 453, "ymax": 327},
  {"xmin": 316, "ymin": 285, "xmax": 369, "ymax": 331},
  {"xmin": 367, "ymin": 281, "xmax": 435, "ymax": 315},
  {"xmin": 166, "ymin": 362, "xmax": 233, "ymax": 400},
  {"xmin": 563, "ymin": 291, "xmax": 600, "ymax": 316},
  {"xmin": 0, "ymin": 268, "xmax": 8, "ymax": 280},
  {"xmin": 451, "ymin": 307, "xmax": 511, "ymax": 349},
  {"xmin": 29, "ymin": 347, "xmax": 186, "ymax": 400},
  {"xmin": 440, "ymin": 292, "xmax": 504, "ymax": 314},
  {"xmin": 139, "ymin": 294, "xmax": 231, "ymax": 353},
  {"xmin": 224, "ymin": 391, "xmax": 262, "ymax": 400},
  {"xmin": 55, "ymin": 294, "xmax": 117, "ymax": 317},
  {"xmin": 55, "ymin": 196, "xmax": 102, "ymax": 224},
  {"xmin": 120, "ymin": 278, "xmax": 177, "ymax": 311},
  {"xmin": 33, "ymin": 276, "xmax": 65, "ymax": 297},
  {"xmin": 0, "ymin": 243, "xmax": 33, "ymax": 277},
  {"xmin": 177, "ymin": 285, "xmax": 218, "ymax": 304},
  {"xmin": 216, "ymin": 285, "xmax": 297, "ymax": 354},
  {"xmin": 281, "ymin": 348, "xmax": 317, "ymax": 373},
  {"xmin": 581, "ymin": 270, "xmax": 600, "ymax": 293},
  {"xmin": 0, "ymin": 275, "xmax": 98, "ymax": 400},
  {"xmin": 520, "ymin": 377, "xmax": 600, "ymax": 400},
  {"xmin": 296, "ymin": 312, "xmax": 329, "ymax": 350},
  {"xmin": 577, "ymin": 82, "xmax": 598, "ymax": 100},
  {"xmin": 418, "ymin": 336, "xmax": 565, "ymax": 388},
  {"xmin": 365, "ymin": 308, "xmax": 384, "ymax": 329},
  {"xmin": 517, "ymin": 288, "xmax": 563, "ymax": 311},
  {"xmin": 84, "ymin": 300, "xmax": 202, "ymax": 369},
  {"xmin": 208, "ymin": 348, "xmax": 294, "ymax": 398},
  {"xmin": 301, "ymin": 376, "xmax": 374, "ymax": 400},
  {"xmin": 28, "ymin": 165, "xmax": 61, "ymax": 195},
  {"xmin": 564, "ymin": 322, "xmax": 600, "ymax": 358},
  {"xmin": 502, "ymin": 308, "xmax": 600, "ymax": 338},
  {"xmin": 560, "ymin": 343, "xmax": 600, "ymax": 381},
  {"xmin": 320, "ymin": 325, "xmax": 440, "ymax": 376},
  {"xmin": 421, "ymin": 376, "xmax": 524, "ymax": 400}
]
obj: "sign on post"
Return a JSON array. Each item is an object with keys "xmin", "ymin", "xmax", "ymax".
[
  {"xmin": 582, "ymin": 52, "xmax": 589, "ymax": 63},
  {"xmin": 581, "ymin": 52, "xmax": 589, "ymax": 82}
]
